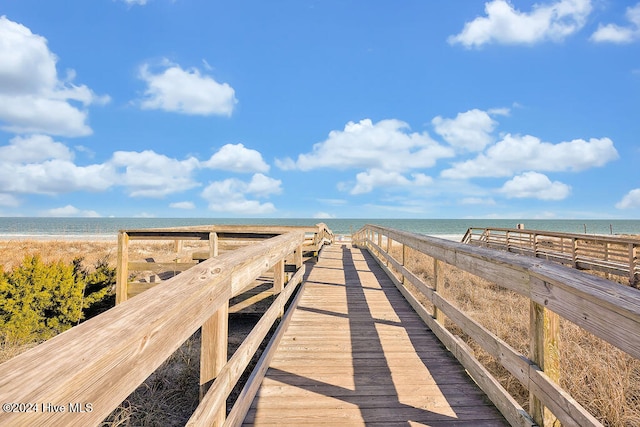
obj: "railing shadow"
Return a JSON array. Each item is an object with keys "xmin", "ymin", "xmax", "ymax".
[{"xmin": 248, "ymin": 244, "xmax": 507, "ymax": 425}]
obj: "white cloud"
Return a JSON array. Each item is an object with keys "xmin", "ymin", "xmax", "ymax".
[
  {"xmin": 499, "ymin": 171, "xmax": 571, "ymax": 200},
  {"xmin": 616, "ymin": 188, "xmax": 640, "ymax": 209},
  {"xmin": 245, "ymin": 173, "xmax": 282, "ymax": 197},
  {"xmin": 109, "ymin": 150, "xmax": 200, "ymax": 197},
  {"xmin": 313, "ymin": 212, "xmax": 336, "ymax": 219},
  {"xmin": 201, "ymin": 173, "xmax": 280, "ymax": 214},
  {"xmin": 432, "ymin": 109, "xmax": 498, "ymax": 152},
  {"xmin": 42, "ymin": 205, "xmax": 101, "ymax": 217},
  {"xmin": 0, "ymin": 135, "xmax": 115, "ymax": 194},
  {"xmin": 169, "ymin": 201, "xmax": 195, "ymax": 209},
  {"xmin": 277, "ymin": 118, "xmax": 453, "ymax": 172},
  {"xmin": 351, "ymin": 170, "xmax": 411, "ymax": 195},
  {"xmin": 0, "ymin": 134, "xmax": 73, "ymax": 162},
  {"xmin": 350, "ymin": 170, "xmax": 433, "ymax": 195},
  {"xmin": 122, "ymin": 0, "xmax": 148, "ymax": 5},
  {"xmin": 591, "ymin": 3, "xmax": 640, "ymax": 43},
  {"xmin": 448, "ymin": 0, "xmax": 592, "ymax": 48},
  {"xmin": 203, "ymin": 143, "xmax": 269, "ymax": 173},
  {"xmin": 138, "ymin": 60, "xmax": 236, "ymax": 116},
  {"xmin": 441, "ymin": 134, "xmax": 618, "ymax": 179},
  {"xmin": 0, "ymin": 194, "xmax": 20, "ymax": 207},
  {"xmin": 0, "ymin": 16, "xmax": 109, "ymax": 136}
]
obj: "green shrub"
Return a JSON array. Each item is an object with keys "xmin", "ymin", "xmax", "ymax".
[
  {"xmin": 0, "ymin": 256, "xmax": 115, "ymax": 345},
  {"xmin": 73, "ymin": 256, "xmax": 116, "ymax": 319}
]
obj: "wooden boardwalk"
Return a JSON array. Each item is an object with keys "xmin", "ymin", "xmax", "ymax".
[{"xmin": 245, "ymin": 244, "xmax": 509, "ymax": 426}]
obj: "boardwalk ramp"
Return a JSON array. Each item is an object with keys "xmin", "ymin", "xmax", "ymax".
[{"xmin": 245, "ymin": 244, "xmax": 508, "ymax": 426}]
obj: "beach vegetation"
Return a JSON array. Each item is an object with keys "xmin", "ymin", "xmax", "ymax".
[{"xmin": 0, "ymin": 255, "xmax": 115, "ymax": 345}]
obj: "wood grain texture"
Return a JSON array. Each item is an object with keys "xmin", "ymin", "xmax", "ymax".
[
  {"xmin": 0, "ymin": 231, "xmax": 304, "ymax": 427},
  {"xmin": 244, "ymin": 244, "xmax": 508, "ymax": 426}
]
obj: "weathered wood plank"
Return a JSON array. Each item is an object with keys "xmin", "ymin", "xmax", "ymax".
[
  {"xmin": 245, "ymin": 244, "xmax": 509, "ymax": 426},
  {"xmin": 0, "ymin": 231, "xmax": 305, "ymax": 427}
]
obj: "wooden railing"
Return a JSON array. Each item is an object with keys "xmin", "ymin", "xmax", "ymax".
[
  {"xmin": 116, "ymin": 223, "xmax": 333, "ymax": 303},
  {"xmin": 462, "ymin": 227, "xmax": 640, "ymax": 287},
  {"xmin": 354, "ymin": 225, "xmax": 640, "ymax": 427},
  {"xmin": 0, "ymin": 229, "xmax": 314, "ymax": 426}
]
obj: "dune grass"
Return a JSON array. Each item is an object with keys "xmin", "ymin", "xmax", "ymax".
[
  {"xmin": 1, "ymin": 238, "xmax": 638, "ymax": 425},
  {"xmin": 391, "ymin": 244, "xmax": 640, "ymax": 427}
]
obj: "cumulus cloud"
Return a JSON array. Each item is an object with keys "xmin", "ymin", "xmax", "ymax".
[
  {"xmin": 109, "ymin": 150, "xmax": 200, "ymax": 197},
  {"xmin": 277, "ymin": 118, "xmax": 453, "ymax": 172},
  {"xmin": 138, "ymin": 60, "xmax": 237, "ymax": 116},
  {"xmin": 0, "ymin": 135, "xmax": 115, "ymax": 194},
  {"xmin": 448, "ymin": 0, "xmax": 592, "ymax": 48},
  {"xmin": 441, "ymin": 134, "xmax": 618, "ymax": 179},
  {"xmin": 616, "ymin": 188, "xmax": 640, "ymax": 209},
  {"xmin": 0, "ymin": 135, "xmax": 274, "ymax": 204},
  {"xmin": 349, "ymin": 171, "xmax": 433, "ymax": 195},
  {"xmin": 591, "ymin": 3, "xmax": 640, "ymax": 43},
  {"xmin": 432, "ymin": 109, "xmax": 498, "ymax": 152},
  {"xmin": 276, "ymin": 118, "xmax": 451, "ymax": 194},
  {"xmin": 499, "ymin": 171, "xmax": 571, "ymax": 200},
  {"xmin": 42, "ymin": 205, "xmax": 101, "ymax": 217},
  {"xmin": 0, "ymin": 134, "xmax": 73, "ymax": 162},
  {"xmin": 203, "ymin": 143, "xmax": 269, "ymax": 173},
  {"xmin": 201, "ymin": 173, "xmax": 281, "ymax": 214},
  {"xmin": 313, "ymin": 212, "xmax": 336, "ymax": 219},
  {"xmin": 0, "ymin": 16, "xmax": 109, "ymax": 136}
]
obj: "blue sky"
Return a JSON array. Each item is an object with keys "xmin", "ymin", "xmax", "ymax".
[{"xmin": 0, "ymin": 0, "xmax": 639, "ymax": 219}]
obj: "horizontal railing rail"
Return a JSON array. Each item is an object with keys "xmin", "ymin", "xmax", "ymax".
[
  {"xmin": 354, "ymin": 224, "xmax": 640, "ymax": 427},
  {"xmin": 0, "ymin": 230, "xmax": 311, "ymax": 426},
  {"xmin": 116, "ymin": 223, "xmax": 332, "ymax": 304},
  {"xmin": 462, "ymin": 227, "xmax": 640, "ymax": 287}
]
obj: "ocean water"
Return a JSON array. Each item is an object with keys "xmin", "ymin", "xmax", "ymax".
[{"xmin": 1, "ymin": 217, "xmax": 639, "ymax": 241}]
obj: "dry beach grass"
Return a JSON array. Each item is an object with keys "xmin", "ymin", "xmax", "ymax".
[
  {"xmin": 393, "ymin": 245, "xmax": 640, "ymax": 427},
  {"xmin": 0, "ymin": 237, "xmax": 638, "ymax": 425}
]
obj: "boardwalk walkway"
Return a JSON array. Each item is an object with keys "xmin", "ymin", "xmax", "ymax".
[{"xmin": 245, "ymin": 243, "xmax": 509, "ymax": 426}]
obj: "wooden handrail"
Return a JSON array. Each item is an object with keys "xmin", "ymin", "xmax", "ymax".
[
  {"xmin": 354, "ymin": 224, "xmax": 640, "ymax": 427},
  {"xmin": 463, "ymin": 227, "xmax": 640, "ymax": 287},
  {"xmin": 116, "ymin": 223, "xmax": 332, "ymax": 303},
  {"xmin": 0, "ymin": 230, "xmax": 307, "ymax": 426}
]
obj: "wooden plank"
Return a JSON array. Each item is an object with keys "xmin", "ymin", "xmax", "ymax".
[
  {"xmin": 245, "ymin": 244, "xmax": 509, "ymax": 426},
  {"xmin": 362, "ymin": 227, "xmax": 611, "ymax": 427},
  {"xmin": 128, "ymin": 261, "xmax": 196, "ymax": 272},
  {"xmin": 224, "ymin": 269, "xmax": 309, "ymax": 427},
  {"xmin": 0, "ymin": 231, "xmax": 305, "ymax": 427},
  {"xmin": 116, "ymin": 231, "xmax": 129, "ymax": 304},
  {"xmin": 199, "ymin": 302, "xmax": 229, "ymax": 424},
  {"xmin": 187, "ymin": 265, "xmax": 306, "ymax": 426}
]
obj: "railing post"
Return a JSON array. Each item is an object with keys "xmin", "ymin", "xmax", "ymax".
[
  {"xmin": 386, "ymin": 236, "xmax": 392, "ymax": 266},
  {"xmin": 401, "ymin": 244, "xmax": 407, "ymax": 285},
  {"xmin": 630, "ymin": 243, "xmax": 638, "ymax": 288},
  {"xmin": 433, "ymin": 259, "xmax": 445, "ymax": 324},
  {"xmin": 273, "ymin": 259, "xmax": 285, "ymax": 317},
  {"xmin": 116, "ymin": 231, "xmax": 129, "ymax": 304},
  {"xmin": 295, "ymin": 244, "xmax": 303, "ymax": 269},
  {"xmin": 530, "ymin": 301, "xmax": 560, "ymax": 426},
  {"xmin": 200, "ymin": 301, "xmax": 229, "ymax": 424},
  {"xmin": 210, "ymin": 232, "xmax": 219, "ymax": 257},
  {"xmin": 571, "ymin": 238, "xmax": 578, "ymax": 268}
]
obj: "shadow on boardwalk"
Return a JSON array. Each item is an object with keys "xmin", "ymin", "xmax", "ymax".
[{"xmin": 245, "ymin": 244, "xmax": 508, "ymax": 426}]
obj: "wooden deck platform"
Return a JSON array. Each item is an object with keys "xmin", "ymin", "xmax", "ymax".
[{"xmin": 245, "ymin": 243, "xmax": 509, "ymax": 426}]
